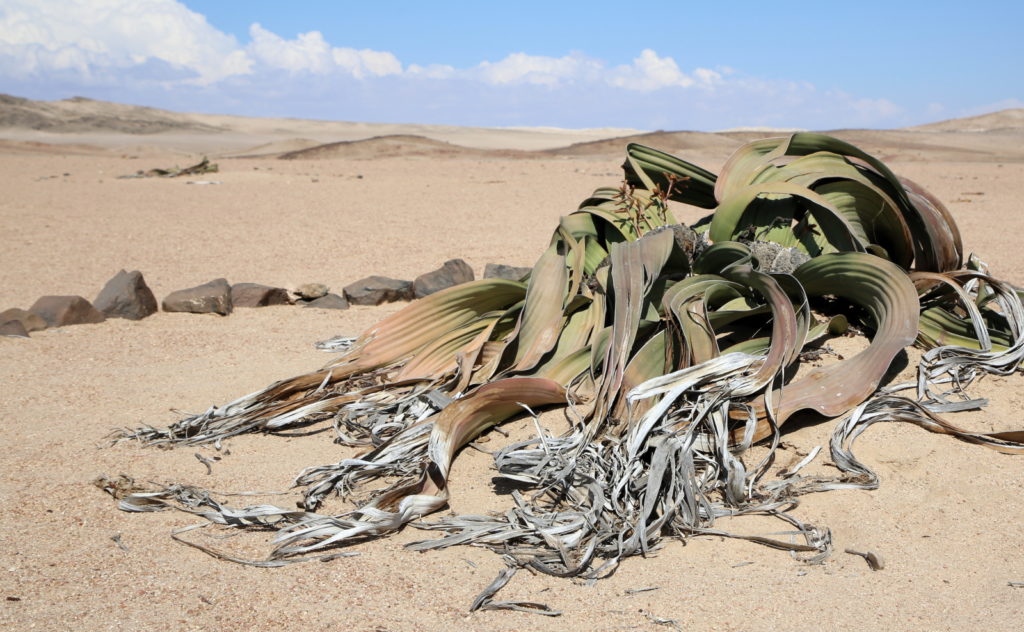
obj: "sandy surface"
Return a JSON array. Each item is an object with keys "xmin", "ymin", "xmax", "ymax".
[{"xmin": 2, "ymin": 108, "xmax": 1024, "ymax": 631}]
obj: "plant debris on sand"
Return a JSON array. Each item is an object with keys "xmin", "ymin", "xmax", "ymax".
[
  {"xmin": 107, "ymin": 133, "xmax": 1024, "ymax": 610},
  {"xmin": 118, "ymin": 156, "xmax": 218, "ymax": 179}
]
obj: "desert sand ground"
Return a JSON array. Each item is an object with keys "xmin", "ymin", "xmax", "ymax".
[{"xmin": 2, "ymin": 97, "xmax": 1024, "ymax": 631}]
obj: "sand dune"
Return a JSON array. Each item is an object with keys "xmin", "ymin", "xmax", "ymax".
[
  {"xmin": 911, "ymin": 108, "xmax": 1024, "ymax": 132},
  {"xmin": 4, "ymin": 94, "xmax": 1024, "ymax": 164},
  {"xmin": 0, "ymin": 94, "xmax": 644, "ymax": 154},
  {"xmin": 217, "ymin": 137, "xmax": 323, "ymax": 158},
  {"xmin": 277, "ymin": 134, "xmax": 529, "ymax": 160},
  {"xmin": 0, "ymin": 94, "xmax": 225, "ymax": 135},
  {"xmin": 547, "ymin": 130, "xmax": 742, "ymax": 158},
  {"xmin": 270, "ymin": 123, "xmax": 1024, "ymax": 165},
  {"xmin": 272, "ymin": 127, "xmax": 1024, "ymax": 164}
]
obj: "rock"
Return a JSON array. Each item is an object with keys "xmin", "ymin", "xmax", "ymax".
[
  {"xmin": 746, "ymin": 242, "xmax": 811, "ymax": 275},
  {"xmin": 412, "ymin": 259, "xmax": 475, "ymax": 298},
  {"xmin": 343, "ymin": 276, "xmax": 413, "ymax": 306},
  {"xmin": 0, "ymin": 319, "xmax": 29, "ymax": 338},
  {"xmin": 771, "ymin": 248, "xmax": 811, "ymax": 275},
  {"xmin": 483, "ymin": 263, "xmax": 532, "ymax": 281},
  {"xmin": 0, "ymin": 308, "xmax": 47, "ymax": 332},
  {"xmin": 667, "ymin": 224, "xmax": 706, "ymax": 261},
  {"xmin": 294, "ymin": 283, "xmax": 329, "ymax": 300},
  {"xmin": 93, "ymin": 269, "xmax": 158, "ymax": 320},
  {"xmin": 231, "ymin": 283, "xmax": 291, "ymax": 308},
  {"xmin": 28, "ymin": 295, "xmax": 106, "ymax": 327},
  {"xmin": 162, "ymin": 278, "xmax": 233, "ymax": 315},
  {"xmin": 302, "ymin": 293, "xmax": 350, "ymax": 310}
]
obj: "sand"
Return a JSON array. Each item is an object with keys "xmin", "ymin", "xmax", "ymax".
[{"xmin": 2, "ymin": 99, "xmax": 1024, "ymax": 631}]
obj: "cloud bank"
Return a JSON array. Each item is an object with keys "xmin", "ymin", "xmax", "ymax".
[{"xmin": 0, "ymin": 0, "xmax": 915, "ymax": 129}]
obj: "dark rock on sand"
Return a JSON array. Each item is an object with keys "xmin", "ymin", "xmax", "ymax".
[
  {"xmin": 483, "ymin": 263, "xmax": 532, "ymax": 281},
  {"xmin": 412, "ymin": 259, "xmax": 475, "ymax": 298},
  {"xmin": 231, "ymin": 283, "xmax": 291, "ymax": 307},
  {"xmin": 343, "ymin": 276, "xmax": 413, "ymax": 306},
  {"xmin": 162, "ymin": 278, "xmax": 232, "ymax": 315},
  {"xmin": 302, "ymin": 293, "xmax": 350, "ymax": 310},
  {"xmin": 0, "ymin": 319, "xmax": 29, "ymax": 338},
  {"xmin": 0, "ymin": 308, "xmax": 47, "ymax": 332},
  {"xmin": 94, "ymin": 269, "xmax": 158, "ymax": 320},
  {"xmin": 29, "ymin": 295, "xmax": 106, "ymax": 327}
]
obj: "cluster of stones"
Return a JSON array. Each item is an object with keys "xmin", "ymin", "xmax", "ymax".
[{"xmin": 0, "ymin": 260, "xmax": 531, "ymax": 339}]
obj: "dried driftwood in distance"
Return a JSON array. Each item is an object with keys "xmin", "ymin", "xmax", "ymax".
[{"xmin": 118, "ymin": 157, "xmax": 218, "ymax": 179}]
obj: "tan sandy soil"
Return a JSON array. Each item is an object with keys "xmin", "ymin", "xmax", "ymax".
[{"xmin": 2, "ymin": 103, "xmax": 1024, "ymax": 631}]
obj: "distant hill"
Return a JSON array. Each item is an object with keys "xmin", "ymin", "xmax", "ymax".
[
  {"xmin": 0, "ymin": 94, "xmax": 642, "ymax": 154},
  {"xmin": 909, "ymin": 108, "xmax": 1024, "ymax": 133},
  {"xmin": 0, "ymin": 94, "xmax": 224, "ymax": 134},
  {"xmin": 278, "ymin": 134, "xmax": 530, "ymax": 160},
  {"xmin": 0, "ymin": 93, "xmax": 1022, "ymax": 162},
  {"xmin": 546, "ymin": 130, "xmax": 741, "ymax": 159},
  {"xmin": 219, "ymin": 138, "xmax": 323, "ymax": 158}
]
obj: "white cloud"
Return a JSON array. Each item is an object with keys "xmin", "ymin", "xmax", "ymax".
[
  {"xmin": 247, "ymin": 23, "xmax": 332, "ymax": 74},
  {"xmin": 693, "ymin": 67, "xmax": 723, "ymax": 85},
  {"xmin": 0, "ymin": 1, "xmax": 745, "ymax": 93},
  {"xmin": 467, "ymin": 49, "xmax": 720, "ymax": 92},
  {"xmin": 331, "ymin": 47, "xmax": 401, "ymax": 79},
  {"xmin": 473, "ymin": 52, "xmax": 600, "ymax": 86},
  {"xmin": 609, "ymin": 49, "xmax": 692, "ymax": 90},
  {"xmin": 0, "ymin": 0, "xmax": 402, "ymax": 85},
  {"xmin": 0, "ymin": 0, "xmax": 933, "ymax": 130},
  {"xmin": 0, "ymin": 0, "xmax": 249, "ymax": 84},
  {"xmin": 406, "ymin": 63, "xmax": 456, "ymax": 79},
  {"xmin": 606, "ymin": 50, "xmax": 721, "ymax": 91},
  {"xmin": 247, "ymin": 23, "xmax": 401, "ymax": 78}
]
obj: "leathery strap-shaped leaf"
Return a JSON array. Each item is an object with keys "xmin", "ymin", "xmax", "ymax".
[
  {"xmin": 710, "ymin": 181, "xmax": 865, "ymax": 256},
  {"xmin": 661, "ymin": 275, "xmax": 742, "ymax": 368},
  {"xmin": 623, "ymin": 143, "xmax": 719, "ymax": 208},
  {"xmin": 428, "ymin": 378, "xmax": 568, "ymax": 478},
  {"xmin": 612, "ymin": 330, "xmax": 669, "ymax": 421},
  {"xmin": 900, "ymin": 177, "xmax": 963, "ymax": 271},
  {"xmin": 333, "ymin": 278, "xmax": 528, "ymax": 376},
  {"xmin": 527, "ymin": 294, "xmax": 605, "ymax": 387},
  {"xmin": 715, "ymin": 136, "xmax": 785, "ymax": 203},
  {"xmin": 509, "ymin": 243, "xmax": 574, "ymax": 372},
  {"xmin": 770, "ymin": 252, "xmax": 919, "ymax": 429},
  {"xmin": 729, "ymin": 252, "xmax": 918, "ymax": 441},
  {"xmin": 719, "ymin": 264, "xmax": 803, "ymax": 392},
  {"xmin": 716, "ymin": 133, "xmax": 961, "ymax": 271},
  {"xmin": 589, "ymin": 229, "xmax": 677, "ymax": 426},
  {"xmin": 768, "ymin": 134, "xmax": 961, "ymax": 271},
  {"xmin": 395, "ymin": 313, "xmax": 500, "ymax": 382},
  {"xmin": 760, "ymin": 152, "xmax": 914, "ymax": 266}
]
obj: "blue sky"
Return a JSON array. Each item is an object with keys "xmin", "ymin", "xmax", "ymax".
[{"xmin": 1, "ymin": 0, "xmax": 1021, "ymax": 130}]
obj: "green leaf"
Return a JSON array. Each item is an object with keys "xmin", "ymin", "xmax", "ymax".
[{"xmin": 623, "ymin": 143, "xmax": 719, "ymax": 208}]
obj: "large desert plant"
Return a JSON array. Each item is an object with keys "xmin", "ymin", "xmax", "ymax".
[{"xmin": 110, "ymin": 134, "xmax": 1024, "ymax": 606}]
